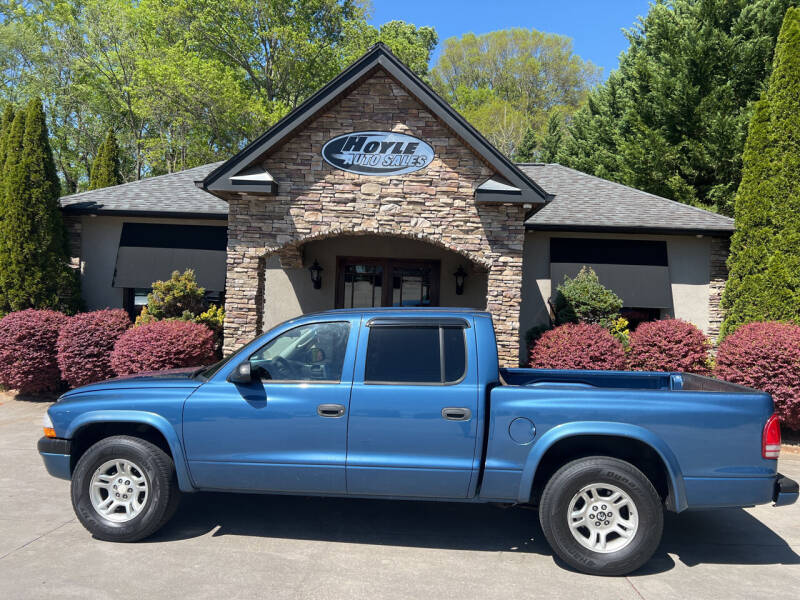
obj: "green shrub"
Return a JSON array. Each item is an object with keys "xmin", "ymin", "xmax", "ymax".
[
  {"xmin": 196, "ymin": 304, "xmax": 225, "ymax": 356},
  {"xmin": 138, "ymin": 269, "xmax": 206, "ymax": 322},
  {"xmin": 134, "ymin": 269, "xmax": 225, "ymax": 355},
  {"xmin": 552, "ymin": 266, "xmax": 623, "ymax": 328}
]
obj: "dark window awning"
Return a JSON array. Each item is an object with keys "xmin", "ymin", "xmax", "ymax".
[
  {"xmin": 113, "ymin": 223, "xmax": 227, "ymax": 291},
  {"xmin": 550, "ymin": 238, "xmax": 673, "ymax": 309}
]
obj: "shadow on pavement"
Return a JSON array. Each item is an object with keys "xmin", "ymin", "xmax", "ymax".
[
  {"xmin": 653, "ymin": 508, "xmax": 800, "ymax": 568},
  {"xmin": 149, "ymin": 492, "xmax": 799, "ymax": 574}
]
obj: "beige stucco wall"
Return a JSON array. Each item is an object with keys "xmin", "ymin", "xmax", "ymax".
[
  {"xmin": 76, "ymin": 214, "xmax": 227, "ymax": 311},
  {"xmin": 263, "ymin": 235, "xmax": 488, "ymax": 330},
  {"xmin": 520, "ymin": 231, "xmax": 714, "ymax": 358}
]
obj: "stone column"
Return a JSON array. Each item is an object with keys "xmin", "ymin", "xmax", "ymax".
[
  {"xmin": 63, "ymin": 215, "xmax": 82, "ymax": 271},
  {"xmin": 222, "ymin": 249, "xmax": 264, "ymax": 355},
  {"xmin": 707, "ymin": 236, "xmax": 730, "ymax": 341},
  {"xmin": 486, "ymin": 254, "xmax": 524, "ymax": 367}
]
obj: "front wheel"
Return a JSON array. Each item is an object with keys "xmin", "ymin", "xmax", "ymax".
[
  {"xmin": 71, "ymin": 435, "xmax": 181, "ymax": 542},
  {"xmin": 539, "ymin": 456, "xmax": 663, "ymax": 576}
]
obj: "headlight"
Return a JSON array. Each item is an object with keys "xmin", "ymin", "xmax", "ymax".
[{"xmin": 42, "ymin": 412, "xmax": 56, "ymax": 438}]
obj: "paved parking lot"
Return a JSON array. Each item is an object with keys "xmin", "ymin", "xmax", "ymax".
[{"xmin": 1, "ymin": 397, "xmax": 799, "ymax": 599}]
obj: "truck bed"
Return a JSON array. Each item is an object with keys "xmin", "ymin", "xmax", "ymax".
[{"xmin": 500, "ymin": 368, "xmax": 758, "ymax": 395}]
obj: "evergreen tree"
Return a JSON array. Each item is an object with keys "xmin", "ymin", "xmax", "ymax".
[
  {"xmin": 0, "ymin": 105, "xmax": 15, "ymax": 175},
  {"xmin": 720, "ymin": 7, "xmax": 800, "ymax": 336},
  {"xmin": 513, "ymin": 126, "xmax": 538, "ymax": 162},
  {"xmin": 540, "ymin": 113, "xmax": 564, "ymax": 163},
  {"xmin": 89, "ymin": 130, "xmax": 123, "ymax": 189},
  {"xmin": 559, "ymin": 0, "xmax": 797, "ymax": 215},
  {"xmin": 0, "ymin": 99, "xmax": 81, "ymax": 313}
]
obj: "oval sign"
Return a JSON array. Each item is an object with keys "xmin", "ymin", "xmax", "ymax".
[{"xmin": 321, "ymin": 131, "xmax": 434, "ymax": 176}]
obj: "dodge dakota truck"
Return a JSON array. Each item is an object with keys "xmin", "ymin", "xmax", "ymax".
[{"xmin": 38, "ymin": 308, "xmax": 798, "ymax": 576}]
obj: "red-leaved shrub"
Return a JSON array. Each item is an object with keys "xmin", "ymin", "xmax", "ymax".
[
  {"xmin": 0, "ymin": 309, "xmax": 68, "ymax": 393},
  {"xmin": 716, "ymin": 322, "xmax": 800, "ymax": 430},
  {"xmin": 627, "ymin": 319, "xmax": 711, "ymax": 374},
  {"xmin": 111, "ymin": 320, "xmax": 215, "ymax": 376},
  {"xmin": 529, "ymin": 323, "xmax": 626, "ymax": 370},
  {"xmin": 57, "ymin": 309, "xmax": 132, "ymax": 388}
]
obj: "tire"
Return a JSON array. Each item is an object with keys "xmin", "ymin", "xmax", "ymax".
[
  {"xmin": 538, "ymin": 456, "xmax": 663, "ymax": 576},
  {"xmin": 71, "ymin": 435, "xmax": 181, "ymax": 542}
]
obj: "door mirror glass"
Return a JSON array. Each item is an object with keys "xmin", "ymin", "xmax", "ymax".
[{"xmin": 228, "ymin": 362, "xmax": 253, "ymax": 384}]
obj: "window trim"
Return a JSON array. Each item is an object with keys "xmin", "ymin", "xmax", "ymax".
[
  {"xmin": 246, "ymin": 320, "xmax": 351, "ymax": 385},
  {"xmin": 363, "ymin": 324, "xmax": 468, "ymax": 387}
]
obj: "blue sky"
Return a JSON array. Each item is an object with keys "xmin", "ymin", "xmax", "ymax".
[{"xmin": 368, "ymin": 0, "xmax": 653, "ymax": 77}]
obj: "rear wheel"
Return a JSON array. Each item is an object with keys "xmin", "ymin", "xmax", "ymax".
[
  {"xmin": 71, "ymin": 435, "xmax": 180, "ymax": 542},
  {"xmin": 539, "ymin": 456, "xmax": 663, "ymax": 576}
]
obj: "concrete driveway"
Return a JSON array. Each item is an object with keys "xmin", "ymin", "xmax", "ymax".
[{"xmin": 1, "ymin": 398, "xmax": 798, "ymax": 600}]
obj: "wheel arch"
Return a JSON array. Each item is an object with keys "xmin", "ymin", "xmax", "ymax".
[
  {"xmin": 519, "ymin": 422, "xmax": 687, "ymax": 512},
  {"xmin": 66, "ymin": 411, "xmax": 194, "ymax": 492}
]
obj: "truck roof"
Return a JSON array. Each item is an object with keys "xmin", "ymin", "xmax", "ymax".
[{"xmin": 310, "ymin": 307, "xmax": 492, "ymax": 318}]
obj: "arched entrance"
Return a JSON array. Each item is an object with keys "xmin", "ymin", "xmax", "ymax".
[{"xmin": 261, "ymin": 233, "xmax": 489, "ymax": 331}]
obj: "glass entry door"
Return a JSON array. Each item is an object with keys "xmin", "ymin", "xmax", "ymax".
[{"xmin": 336, "ymin": 257, "xmax": 440, "ymax": 308}]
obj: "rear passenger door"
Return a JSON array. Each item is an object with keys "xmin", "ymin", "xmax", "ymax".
[{"xmin": 346, "ymin": 317, "xmax": 480, "ymax": 498}]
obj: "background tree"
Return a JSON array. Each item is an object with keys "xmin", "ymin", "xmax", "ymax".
[
  {"xmin": 0, "ymin": 105, "xmax": 14, "ymax": 174},
  {"xmin": 431, "ymin": 28, "xmax": 600, "ymax": 158},
  {"xmin": 88, "ymin": 131, "xmax": 123, "ymax": 190},
  {"xmin": 720, "ymin": 7, "xmax": 800, "ymax": 335},
  {"xmin": 0, "ymin": 1, "xmax": 438, "ymax": 187},
  {"xmin": 0, "ymin": 99, "xmax": 80, "ymax": 313},
  {"xmin": 513, "ymin": 126, "xmax": 537, "ymax": 163},
  {"xmin": 558, "ymin": 0, "xmax": 797, "ymax": 215}
]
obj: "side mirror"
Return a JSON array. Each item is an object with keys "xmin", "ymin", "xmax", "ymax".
[{"xmin": 229, "ymin": 362, "xmax": 254, "ymax": 384}]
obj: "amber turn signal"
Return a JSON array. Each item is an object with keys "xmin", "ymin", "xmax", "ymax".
[{"xmin": 42, "ymin": 413, "xmax": 56, "ymax": 438}]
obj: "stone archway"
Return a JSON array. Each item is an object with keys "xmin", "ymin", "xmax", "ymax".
[{"xmin": 223, "ymin": 217, "xmax": 525, "ymax": 367}]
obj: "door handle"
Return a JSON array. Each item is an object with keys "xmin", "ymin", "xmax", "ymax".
[
  {"xmin": 317, "ymin": 403, "xmax": 346, "ymax": 418},
  {"xmin": 441, "ymin": 407, "xmax": 472, "ymax": 421}
]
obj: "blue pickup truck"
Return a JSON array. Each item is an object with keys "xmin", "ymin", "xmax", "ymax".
[{"xmin": 39, "ymin": 308, "xmax": 797, "ymax": 575}]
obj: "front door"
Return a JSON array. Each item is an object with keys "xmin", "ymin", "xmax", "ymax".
[
  {"xmin": 183, "ymin": 317, "xmax": 359, "ymax": 494},
  {"xmin": 336, "ymin": 257, "xmax": 440, "ymax": 308},
  {"xmin": 345, "ymin": 316, "xmax": 480, "ymax": 498}
]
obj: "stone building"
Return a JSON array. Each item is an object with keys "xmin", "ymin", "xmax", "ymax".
[{"xmin": 60, "ymin": 44, "xmax": 734, "ymax": 366}]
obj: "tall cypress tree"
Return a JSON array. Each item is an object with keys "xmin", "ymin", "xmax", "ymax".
[
  {"xmin": 89, "ymin": 130, "xmax": 122, "ymax": 190},
  {"xmin": 0, "ymin": 99, "xmax": 81, "ymax": 313},
  {"xmin": 721, "ymin": 7, "xmax": 800, "ymax": 336},
  {"xmin": 0, "ymin": 105, "xmax": 15, "ymax": 176}
]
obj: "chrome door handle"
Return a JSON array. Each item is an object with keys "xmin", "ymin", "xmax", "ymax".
[
  {"xmin": 317, "ymin": 403, "xmax": 346, "ymax": 418},
  {"xmin": 441, "ymin": 407, "xmax": 472, "ymax": 421}
]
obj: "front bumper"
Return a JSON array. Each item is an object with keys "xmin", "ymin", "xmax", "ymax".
[
  {"xmin": 37, "ymin": 436, "xmax": 72, "ymax": 481},
  {"xmin": 773, "ymin": 473, "xmax": 799, "ymax": 507}
]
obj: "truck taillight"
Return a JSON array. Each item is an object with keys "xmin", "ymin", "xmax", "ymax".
[{"xmin": 763, "ymin": 414, "xmax": 781, "ymax": 459}]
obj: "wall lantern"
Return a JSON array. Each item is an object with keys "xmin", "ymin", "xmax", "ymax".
[
  {"xmin": 309, "ymin": 260, "xmax": 323, "ymax": 290},
  {"xmin": 453, "ymin": 265, "xmax": 468, "ymax": 296}
]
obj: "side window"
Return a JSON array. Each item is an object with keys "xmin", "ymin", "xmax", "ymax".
[
  {"xmin": 364, "ymin": 325, "xmax": 467, "ymax": 384},
  {"xmin": 249, "ymin": 321, "xmax": 350, "ymax": 382}
]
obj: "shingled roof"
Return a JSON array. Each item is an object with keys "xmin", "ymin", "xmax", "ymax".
[
  {"xmin": 519, "ymin": 163, "xmax": 734, "ymax": 235},
  {"xmin": 59, "ymin": 160, "xmax": 735, "ymax": 236},
  {"xmin": 59, "ymin": 162, "xmax": 227, "ymax": 219}
]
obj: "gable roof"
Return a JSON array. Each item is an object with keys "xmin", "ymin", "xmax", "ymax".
[
  {"xmin": 519, "ymin": 164, "xmax": 734, "ymax": 235},
  {"xmin": 198, "ymin": 43, "xmax": 548, "ymax": 205},
  {"xmin": 60, "ymin": 162, "xmax": 227, "ymax": 220}
]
